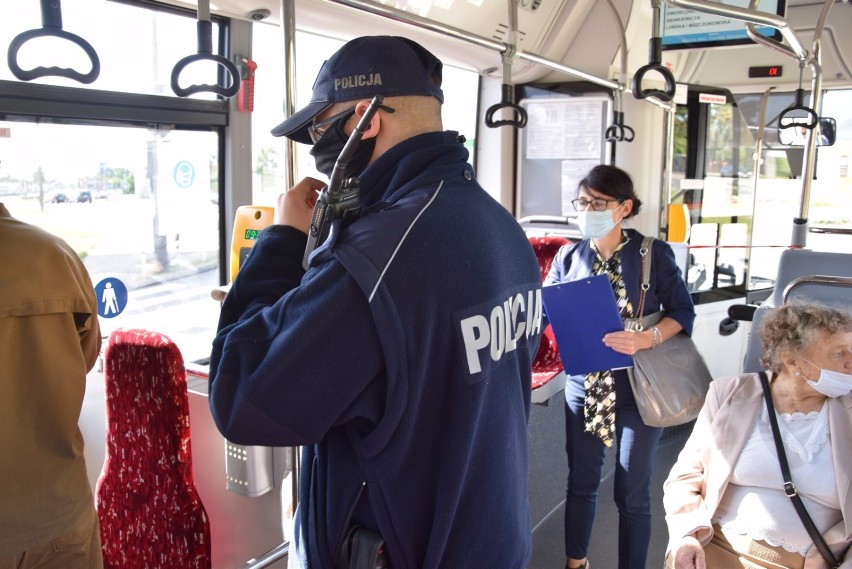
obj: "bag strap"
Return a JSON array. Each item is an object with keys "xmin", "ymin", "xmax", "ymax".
[
  {"xmin": 758, "ymin": 371, "xmax": 842, "ymax": 568},
  {"xmin": 636, "ymin": 236, "xmax": 654, "ymax": 319}
]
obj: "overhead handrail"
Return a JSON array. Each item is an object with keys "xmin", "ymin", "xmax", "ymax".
[
  {"xmin": 325, "ymin": 0, "xmax": 619, "ymax": 91},
  {"xmin": 632, "ymin": 0, "xmax": 677, "ymax": 103},
  {"xmin": 744, "ymin": 11, "xmax": 799, "ymax": 60},
  {"xmin": 602, "ymin": 0, "xmax": 634, "ymax": 145},
  {"xmin": 7, "ymin": 0, "xmax": 100, "ymax": 84},
  {"xmin": 325, "ymin": 0, "xmax": 678, "ymax": 114},
  {"xmin": 171, "ymin": 0, "xmax": 240, "ymax": 98},
  {"xmin": 484, "ymin": 0, "xmax": 527, "ymax": 129}
]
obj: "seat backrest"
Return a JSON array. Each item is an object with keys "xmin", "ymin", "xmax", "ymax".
[
  {"xmin": 743, "ymin": 249, "xmax": 852, "ymax": 373},
  {"xmin": 97, "ymin": 329, "xmax": 211, "ymax": 568},
  {"xmin": 529, "ymin": 235, "xmax": 571, "ymax": 282},
  {"xmin": 528, "ymin": 236, "xmax": 571, "ymax": 387}
]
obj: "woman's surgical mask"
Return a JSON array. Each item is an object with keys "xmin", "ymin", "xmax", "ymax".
[
  {"xmin": 798, "ymin": 354, "xmax": 852, "ymax": 398},
  {"xmin": 577, "ymin": 203, "xmax": 623, "ymax": 239}
]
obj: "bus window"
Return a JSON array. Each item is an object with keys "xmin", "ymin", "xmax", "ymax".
[
  {"xmin": 250, "ymin": 29, "xmax": 343, "ymax": 206},
  {"xmin": 681, "ymin": 92, "xmax": 756, "ymax": 292},
  {"xmin": 807, "ymin": 89, "xmax": 852, "ymax": 252},
  {"xmin": 249, "ymin": 26, "xmax": 480, "ymax": 206},
  {"xmin": 735, "ymin": 89, "xmax": 852, "ymax": 289},
  {"xmin": 0, "ymin": 121, "xmax": 221, "ymax": 361},
  {"xmin": 0, "ymin": 0, "xmax": 226, "ymax": 98}
]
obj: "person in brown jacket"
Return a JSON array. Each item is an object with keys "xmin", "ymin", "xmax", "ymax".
[{"xmin": 0, "ymin": 202, "xmax": 104, "ymax": 569}]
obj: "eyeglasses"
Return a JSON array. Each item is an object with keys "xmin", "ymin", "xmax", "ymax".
[
  {"xmin": 571, "ymin": 197, "xmax": 624, "ymax": 212},
  {"xmin": 308, "ymin": 107, "xmax": 356, "ymax": 144},
  {"xmin": 308, "ymin": 104, "xmax": 396, "ymax": 144}
]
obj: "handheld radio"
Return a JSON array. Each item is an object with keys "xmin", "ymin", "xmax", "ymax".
[{"xmin": 302, "ymin": 95, "xmax": 385, "ymax": 270}]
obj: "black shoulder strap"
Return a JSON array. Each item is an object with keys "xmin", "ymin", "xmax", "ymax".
[{"xmin": 758, "ymin": 371, "xmax": 842, "ymax": 568}]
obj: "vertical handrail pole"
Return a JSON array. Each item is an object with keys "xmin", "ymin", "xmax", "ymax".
[
  {"xmin": 278, "ymin": 0, "xmax": 299, "ymax": 553},
  {"xmin": 659, "ymin": 104, "xmax": 675, "ymax": 240},
  {"xmin": 281, "ymin": 0, "xmax": 298, "ymax": 191},
  {"xmin": 745, "ymin": 86, "xmax": 775, "ymax": 287},
  {"xmin": 793, "ymin": 0, "xmax": 834, "ymax": 247}
]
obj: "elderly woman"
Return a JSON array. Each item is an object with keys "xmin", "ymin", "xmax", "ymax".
[{"xmin": 664, "ymin": 301, "xmax": 852, "ymax": 569}]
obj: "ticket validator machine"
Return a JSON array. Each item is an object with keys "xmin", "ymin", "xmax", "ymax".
[{"xmin": 220, "ymin": 204, "xmax": 279, "ymax": 497}]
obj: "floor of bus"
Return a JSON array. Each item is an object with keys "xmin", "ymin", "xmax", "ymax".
[{"xmin": 526, "ymin": 389, "xmax": 690, "ymax": 569}]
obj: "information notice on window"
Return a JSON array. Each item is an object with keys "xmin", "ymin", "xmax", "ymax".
[
  {"xmin": 524, "ymin": 99, "xmax": 604, "ymax": 161},
  {"xmin": 560, "ymin": 159, "xmax": 600, "ymax": 216},
  {"xmin": 517, "ymin": 97, "xmax": 609, "ymax": 219}
]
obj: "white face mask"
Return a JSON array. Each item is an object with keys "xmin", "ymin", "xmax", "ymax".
[
  {"xmin": 577, "ymin": 205, "xmax": 621, "ymax": 239},
  {"xmin": 798, "ymin": 355, "xmax": 852, "ymax": 398}
]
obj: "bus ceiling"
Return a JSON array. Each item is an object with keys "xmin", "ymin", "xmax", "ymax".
[
  {"xmin": 143, "ymin": 0, "xmax": 642, "ymax": 87},
  {"xmin": 129, "ymin": 1, "xmax": 851, "ymax": 96}
]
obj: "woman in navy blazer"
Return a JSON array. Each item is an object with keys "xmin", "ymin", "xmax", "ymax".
[{"xmin": 545, "ymin": 165, "xmax": 695, "ymax": 569}]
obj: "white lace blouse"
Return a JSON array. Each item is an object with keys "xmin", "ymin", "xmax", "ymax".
[{"xmin": 712, "ymin": 401, "xmax": 842, "ymax": 555}]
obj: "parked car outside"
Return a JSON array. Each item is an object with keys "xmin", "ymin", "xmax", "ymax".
[
  {"xmin": 50, "ymin": 193, "xmax": 68, "ymax": 203},
  {"xmin": 76, "ymin": 191, "xmax": 92, "ymax": 203}
]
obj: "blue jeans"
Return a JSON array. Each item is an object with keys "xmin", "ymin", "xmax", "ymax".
[{"xmin": 563, "ymin": 370, "xmax": 662, "ymax": 569}]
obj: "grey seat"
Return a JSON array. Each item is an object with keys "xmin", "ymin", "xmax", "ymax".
[{"xmin": 742, "ymin": 249, "xmax": 852, "ymax": 373}]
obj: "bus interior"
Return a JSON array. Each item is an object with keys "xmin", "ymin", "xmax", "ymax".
[{"xmin": 1, "ymin": 0, "xmax": 851, "ymax": 566}]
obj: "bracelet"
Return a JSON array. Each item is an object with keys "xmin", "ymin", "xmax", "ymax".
[{"xmin": 651, "ymin": 326, "xmax": 662, "ymax": 349}]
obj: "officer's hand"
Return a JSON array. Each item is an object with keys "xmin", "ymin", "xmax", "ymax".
[{"xmin": 276, "ymin": 177, "xmax": 325, "ymax": 234}]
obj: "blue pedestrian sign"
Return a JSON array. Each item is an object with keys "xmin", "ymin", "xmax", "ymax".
[{"xmin": 95, "ymin": 277, "xmax": 128, "ymax": 318}]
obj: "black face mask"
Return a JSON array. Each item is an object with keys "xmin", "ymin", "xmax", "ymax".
[{"xmin": 309, "ymin": 114, "xmax": 376, "ymax": 179}]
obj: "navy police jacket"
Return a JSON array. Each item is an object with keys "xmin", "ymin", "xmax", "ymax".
[{"xmin": 209, "ymin": 131, "xmax": 543, "ymax": 569}]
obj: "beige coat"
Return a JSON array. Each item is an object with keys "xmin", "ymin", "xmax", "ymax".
[
  {"xmin": 664, "ymin": 373, "xmax": 852, "ymax": 569},
  {"xmin": 0, "ymin": 203, "xmax": 101, "ymax": 554}
]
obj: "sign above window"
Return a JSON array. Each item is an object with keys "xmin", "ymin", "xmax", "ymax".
[{"xmin": 660, "ymin": 1, "xmax": 786, "ymax": 50}]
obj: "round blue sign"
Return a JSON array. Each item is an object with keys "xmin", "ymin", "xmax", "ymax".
[
  {"xmin": 173, "ymin": 160, "xmax": 196, "ymax": 189},
  {"xmin": 94, "ymin": 277, "xmax": 128, "ymax": 318}
]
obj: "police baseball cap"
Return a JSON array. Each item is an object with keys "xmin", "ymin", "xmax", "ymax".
[{"xmin": 271, "ymin": 35, "xmax": 444, "ymax": 143}]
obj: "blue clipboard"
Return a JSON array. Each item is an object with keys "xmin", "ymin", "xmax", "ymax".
[{"xmin": 542, "ymin": 274, "xmax": 633, "ymax": 375}]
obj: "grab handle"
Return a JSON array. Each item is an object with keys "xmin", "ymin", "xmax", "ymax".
[
  {"xmin": 170, "ymin": 19, "xmax": 239, "ymax": 98},
  {"xmin": 485, "ymin": 84, "xmax": 528, "ymax": 128},
  {"xmin": 485, "ymin": 2, "xmax": 527, "ymax": 130},
  {"xmin": 631, "ymin": 38, "xmax": 676, "ymax": 102},
  {"xmin": 7, "ymin": 0, "xmax": 100, "ymax": 84},
  {"xmin": 605, "ymin": 110, "xmax": 635, "ymax": 142},
  {"xmin": 778, "ymin": 88, "xmax": 818, "ymax": 130}
]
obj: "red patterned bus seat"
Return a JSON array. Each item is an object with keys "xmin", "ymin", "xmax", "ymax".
[
  {"xmin": 96, "ymin": 328, "xmax": 211, "ymax": 568},
  {"xmin": 528, "ymin": 236, "xmax": 570, "ymax": 388}
]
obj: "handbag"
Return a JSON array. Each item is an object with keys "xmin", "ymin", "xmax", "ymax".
[
  {"xmin": 758, "ymin": 371, "xmax": 843, "ymax": 569},
  {"xmin": 624, "ymin": 237, "xmax": 713, "ymax": 428}
]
